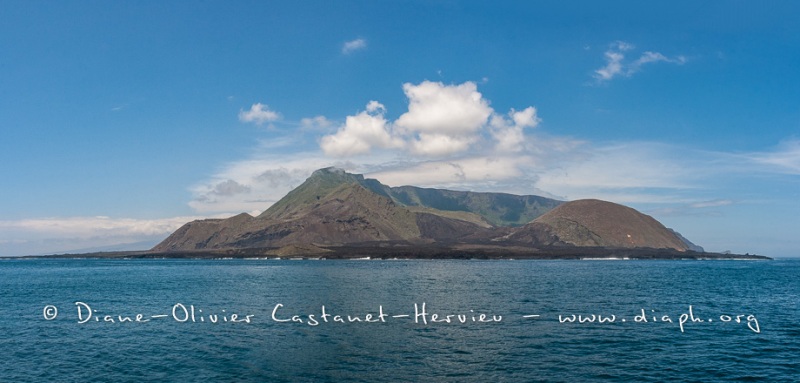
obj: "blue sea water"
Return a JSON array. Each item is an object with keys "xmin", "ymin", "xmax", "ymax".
[{"xmin": 0, "ymin": 258, "xmax": 798, "ymax": 382}]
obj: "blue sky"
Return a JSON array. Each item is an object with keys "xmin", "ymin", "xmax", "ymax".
[{"xmin": 1, "ymin": 1, "xmax": 799, "ymax": 257}]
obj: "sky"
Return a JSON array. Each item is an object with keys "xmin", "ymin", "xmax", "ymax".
[{"xmin": 1, "ymin": 1, "xmax": 799, "ymax": 257}]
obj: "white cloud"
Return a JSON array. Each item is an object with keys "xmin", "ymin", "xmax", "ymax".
[
  {"xmin": 320, "ymin": 101, "xmax": 404, "ymax": 157},
  {"xmin": 318, "ymin": 81, "xmax": 538, "ymax": 158},
  {"xmin": 490, "ymin": 107, "xmax": 540, "ymax": 152},
  {"xmin": 396, "ymin": 81, "xmax": 492, "ymax": 136},
  {"xmin": 238, "ymin": 103, "xmax": 280, "ymax": 125},
  {"xmin": 409, "ymin": 133, "xmax": 476, "ymax": 156},
  {"xmin": 342, "ymin": 38, "xmax": 367, "ymax": 54},
  {"xmin": 491, "ymin": 126, "xmax": 525, "ymax": 153},
  {"xmin": 634, "ymin": 51, "xmax": 667, "ymax": 65},
  {"xmin": 631, "ymin": 51, "xmax": 687, "ymax": 71},
  {"xmin": 595, "ymin": 51, "xmax": 626, "ymax": 81},
  {"xmin": 512, "ymin": 106, "xmax": 540, "ymax": 128},
  {"xmin": 366, "ymin": 100, "xmax": 385, "ymax": 114},
  {"xmin": 593, "ymin": 41, "xmax": 686, "ymax": 82}
]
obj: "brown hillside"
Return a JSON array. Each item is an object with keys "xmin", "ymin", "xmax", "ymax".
[
  {"xmin": 234, "ymin": 183, "xmax": 425, "ymax": 247},
  {"xmin": 519, "ymin": 199, "xmax": 689, "ymax": 251}
]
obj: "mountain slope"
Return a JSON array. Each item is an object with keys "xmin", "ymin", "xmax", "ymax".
[
  {"xmin": 506, "ymin": 199, "xmax": 689, "ymax": 251},
  {"xmin": 236, "ymin": 182, "xmax": 425, "ymax": 246},
  {"xmin": 257, "ymin": 167, "xmax": 378, "ymax": 221},
  {"xmin": 154, "ymin": 213, "xmax": 255, "ymax": 251}
]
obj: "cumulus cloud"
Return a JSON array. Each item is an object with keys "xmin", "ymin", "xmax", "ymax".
[
  {"xmin": 365, "ymin": 100, "xmax": 385, "ymax": 114},
  {"xmin": 593, "ymin": 41, "xmax": 686, "ymax": 82},
  {"xmin": 408, "ymin": 134, "xmax": 476, "ymax": 157},
  {"xmin": 512, "ymin": 106, "xmax": 540, "ymax": 128},
  {"xmin": 320, "ymin": 101, "xmax": 404, "ymax": 157},
  {"xmin": 318, "ymin": 81, "xmax": 533, "ymax": 158},
  {"xmin": 342, "ymin": 38, "xmax": 367, "ymax": 54},
  {"xmin": 239, "ymin": 103, "xmax": 280, "ymax": 125},
  {"xmin": 490, "ymin": 107, "xmax": 540, "ymax": 152},
  {"xmin": 396, "ymin": 81, "xmax": 492, "ymax": 135},
  {"xmin": 396, "ymin": 81, "xmax": 493, "ymax": 156}
]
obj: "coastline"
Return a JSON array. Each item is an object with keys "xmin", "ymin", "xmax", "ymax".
[{"xmin": 6, "ymin": 243, "xmax": 771, "ymax": 261}]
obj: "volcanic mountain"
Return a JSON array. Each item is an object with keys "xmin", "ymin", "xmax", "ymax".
[
  {"xmin": 153, "ymin": 167, "xmax": 561, "ymax": 251},
  {"xmin": 153, "ymin": 167, "xmax": 699, "ymax": 255}
]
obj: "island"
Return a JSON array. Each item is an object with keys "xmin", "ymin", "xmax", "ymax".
[{"xmin": 29, "ymin": 167, "xmax": 769, "ymax": 260}]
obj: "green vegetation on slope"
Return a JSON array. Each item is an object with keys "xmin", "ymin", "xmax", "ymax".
[{"xmin": 259, "ymin": 167, "xmax": 562, "ymax": 227}]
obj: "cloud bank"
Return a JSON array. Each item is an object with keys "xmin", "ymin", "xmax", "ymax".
[{"xmin": 0, "ymin": 215, "xmax": 225, "ymax": 256}]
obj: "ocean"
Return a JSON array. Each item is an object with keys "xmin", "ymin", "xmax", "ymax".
[{"xmin": 1, "ymin": 258, "xmax": 797, "ymax": 382}]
